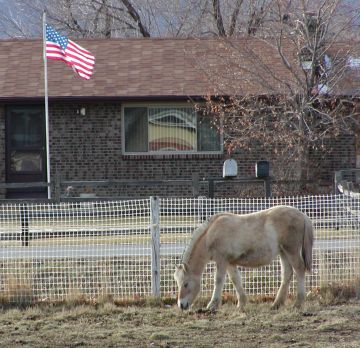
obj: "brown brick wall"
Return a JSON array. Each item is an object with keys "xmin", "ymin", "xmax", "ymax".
[
  {"xmin": 50, "ymin": 102, "xmax": 356, "ymax": 197},
  {"xmin": 0, "ymin": 102, "xmax": 357, "ymax": 198},
  {"xmin": 49, "ymin": 102, "xmax": 223, "ymax": 196},
  {"xmin": 50, "ymin": 102, "xmax": 122, "ymax": 180}
]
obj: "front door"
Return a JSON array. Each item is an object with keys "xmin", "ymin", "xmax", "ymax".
[{"xmin": 6, "ymin": 106, "xmax": 47, "ymax": 198}]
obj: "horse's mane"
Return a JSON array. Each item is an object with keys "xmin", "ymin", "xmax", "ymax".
[{"xmin": 181, "ymin": 218, "xmax": 211, "ymax": 264}]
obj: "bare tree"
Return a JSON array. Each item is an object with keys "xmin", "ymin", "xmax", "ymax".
[
  {"xmin": 0, "ymin": 0, "xmax": 207, "ymax": 38},
  {"xmin": 0, "ymin": 0, "xmax": 152, "ymax": 38},
  {"xmin": 199, "ymin": 0, "xmax": 360, "ymax": 182},
  {"xmin": 208, "ymin": 0, "xmax": 276, "ymax": 37},
  {"xmin": 0, "ymin": 0, "xmax": 285, "ymax": 38}
]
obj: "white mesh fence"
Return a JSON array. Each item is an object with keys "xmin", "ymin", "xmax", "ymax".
[
  {"xmin": 0, "ymin": 200, "xmax": 152, "ymax": 302},
  {"xmin": 0, "ymin": 194, "xmax": 359, "ymax": 303}
]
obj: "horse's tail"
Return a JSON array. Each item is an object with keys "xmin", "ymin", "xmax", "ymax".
[{"xmin": 302, "ymin": 215, "xmax": 314, "ymax": 273}]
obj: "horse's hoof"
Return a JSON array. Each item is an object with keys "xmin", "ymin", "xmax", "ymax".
[
  {"xmin": 195, "ymin": 308, "xmax": 216, "ymax": 315},
  {"xmin": 236, "ymin": 304, "xmax": 246, "ymax": 312},
  {"xmin": 293, "ymin": 302, "xmax": 303, "ymax": 310},
  {"xmin": 195, "ymin": 308, "xmax": 207, "ymax": 314},
  {"xmin": 206, "ymin": 300, "xmax": 220, "ymax": 312},
  {"xmin": 205, "ymin": 308, "xmax": 217, "ymax": 314},
  {"xmin": 270, "ymin": 303, "xmax": 282, "ymax": 310},
  {"xmin": 206, "ymin": 304, "xmax": 219, "ymax": 313}
]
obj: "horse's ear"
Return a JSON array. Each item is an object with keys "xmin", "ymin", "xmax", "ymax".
[
  {"xmin": 182, "ymin": 263, "xmax": 189, "ymax": 273},
  {"xmin": 176, "ymin": 263, "xmax": 188, "ymax": 273}
]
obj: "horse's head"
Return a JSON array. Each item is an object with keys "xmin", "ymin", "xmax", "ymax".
[{"xmin": 174, "ymin": 263, "xmax": 201, "ymax": 310}]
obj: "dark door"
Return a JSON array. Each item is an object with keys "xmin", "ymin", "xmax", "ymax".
[{"xmin": 6, "ymin": 106, "xmax": 47, "ymax": 198}]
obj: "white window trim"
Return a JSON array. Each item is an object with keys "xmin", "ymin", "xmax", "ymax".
[{"xmin": 121, "ymin": 102, "xmax": 223, "ymax": 156}]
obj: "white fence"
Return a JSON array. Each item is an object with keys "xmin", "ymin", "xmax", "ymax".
[{"xmin": 0, "ymin": 195, "xmax": 359, "ymax": 303}]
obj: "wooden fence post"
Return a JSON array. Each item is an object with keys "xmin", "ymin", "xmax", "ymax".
[
  {"xmin": 150, "ymin": 196, "xmax": 161, "ymax": 298},
  {"xmin": 20, "ymin": 204, "xmax": 29, "ymax": 247}
]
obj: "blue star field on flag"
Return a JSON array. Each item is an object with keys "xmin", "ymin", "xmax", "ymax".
[{"xmin": 46, "ymin": 25, "xmax": 68, "ymax": 50}]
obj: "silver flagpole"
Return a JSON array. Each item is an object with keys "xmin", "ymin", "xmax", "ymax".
[{"xmin": 42, "ymin": 11, "xmax": 51, "ymax": 199}]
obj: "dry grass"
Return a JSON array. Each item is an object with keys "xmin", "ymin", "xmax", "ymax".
[
  {"xmin": 310, "ymin": 279, "xmax": 360, "ymax": 305},
  {"xmin": 0, "ymin": 279, "xmax": 358, "ymax": 309},
  {"xmin": 0, "ymin": 259, "xmax": 359, "ymax": 347},
  {"xmin": 0, "ymin": 275, "xmax": 34, "ymax": 308},
  {"xmin": 0, "ymin": 292, "xmax": 359, "ymax": 347}
]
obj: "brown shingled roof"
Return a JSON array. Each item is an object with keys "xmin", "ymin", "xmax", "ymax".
[
  {"xmin": 0, "ymin": 37, "xmax": 358, "ymax": 100},
  {"xmin": 0, "ymin": 38, "xmax": 217, "ymax": 100}
]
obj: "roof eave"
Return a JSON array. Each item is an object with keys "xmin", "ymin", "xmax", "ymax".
[{"xmin": 0, "ymin": 95, "xmax": 208, "ymax": 104}]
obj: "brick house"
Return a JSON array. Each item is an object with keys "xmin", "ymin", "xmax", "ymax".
[{"xmin": 0, "ymin": 37, "xmax": 358, "ymax": 198}]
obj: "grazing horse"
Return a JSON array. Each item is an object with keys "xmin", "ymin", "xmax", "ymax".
[{"xmin": 174, "ymin": 206, "xmax": 313, "ymax": 311}]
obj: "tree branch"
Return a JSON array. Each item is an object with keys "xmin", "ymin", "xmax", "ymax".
[
  {"xmin": 121, "ymin": 0, "xmax": 151, "ymax": 37},
  {"xmin": 212, "ymin": 0, "xmax": 226, "ymax": 36},
  {"xmin": 228, "ymin": 0, "xmax": 243, "ymax": 36}
]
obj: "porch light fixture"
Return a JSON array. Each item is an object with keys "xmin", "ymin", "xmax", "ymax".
[{"xmin": 76, "ymin": 107, "xmax": 86, "ymax": 116}]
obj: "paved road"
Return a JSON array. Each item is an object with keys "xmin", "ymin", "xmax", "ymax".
[{"xmin": 0, "ymin": 239, "xmax": 359, "ymax": 260}]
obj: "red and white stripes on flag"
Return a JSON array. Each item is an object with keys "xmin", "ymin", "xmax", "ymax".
[{"xmin": 46, "ymin": 25, "xmax": 95, "ymax": 80}]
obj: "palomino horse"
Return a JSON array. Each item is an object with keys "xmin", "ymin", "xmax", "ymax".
[{"xmin": 174, "ymin": 205, "xmax": 313, "ymax": 311}]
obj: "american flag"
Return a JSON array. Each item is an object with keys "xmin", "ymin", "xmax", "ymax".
[{"xmin": 46, "ymin": 25, "xmax": 95, "ymax": 80}]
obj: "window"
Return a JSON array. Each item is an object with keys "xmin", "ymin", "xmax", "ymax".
[
  {"xmin": 123, "ymin": 105, "xmax": 222, "ymax": 154},
  {"xmin": 7, "ymin": 107, "xmax": 45, "ymax": 175}
]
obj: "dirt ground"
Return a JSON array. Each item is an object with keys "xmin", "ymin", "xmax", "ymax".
[{"xmin": 0, "ymin": 297, "xmax": 359, "ymax": 348}]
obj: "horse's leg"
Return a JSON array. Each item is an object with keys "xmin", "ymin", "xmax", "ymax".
[
  {"xmin": 227, "ymin": 265, "xmax": 247, "ymax": 311},
  {"xmin": 287, "ymin": 253, "xmax": 306, "ymax": 308},
  {"xmin": 272, "ymin": 251, "xmax": 293, "ymax": 310},
  {"xmin": 206, "ymin": 260, "xmax": 227, "ymax": 311}
]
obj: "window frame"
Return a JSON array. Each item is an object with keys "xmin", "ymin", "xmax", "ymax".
[{"xmin": 121, "ymin": 102, "xmax": 223, "ymax": 156}]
